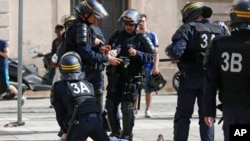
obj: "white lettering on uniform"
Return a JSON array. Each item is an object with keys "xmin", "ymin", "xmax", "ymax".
[
  {"xmin": 221, "ymin": 52, "xmax": 242, "ymax": 72},
  {"xmin": 80, "ymin": 82, "xmax": 91, "ymax": 93}
]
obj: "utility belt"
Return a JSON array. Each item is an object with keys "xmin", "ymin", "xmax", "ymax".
[
  {"xmin": 78, "ymin": 112, "xmax": 99, "ymax": 118},
  {"xmin": 180, "ymin": 70, "xmax": 204, "ymax": 79},
  {"xmin": 123, "ymin": 76, "xmax": 143, "ymax": 102},
  {"xmin": 83, "ymin": 62, "xmax": 105, "ymax": 71}
]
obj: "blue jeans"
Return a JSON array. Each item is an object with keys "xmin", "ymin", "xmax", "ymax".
[
  {"xmin": 143, "ymin": 68, "xmax": 152, "ymax": 93},
  {"xmin": 0, "ymin": 68, "xmax": 10, "ymax": 89}
]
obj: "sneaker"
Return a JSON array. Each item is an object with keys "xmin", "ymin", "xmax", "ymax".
[
  {"xmin": 21, "ymin": 95, "xmax": 27, "ymax": 106},
  {"xmin": 145, "ymin": 110, "xmax": 151, "ymax": 118},
  {"xmin": 133, "ymin": 110, "xmax": 138, "ymax": 117}
]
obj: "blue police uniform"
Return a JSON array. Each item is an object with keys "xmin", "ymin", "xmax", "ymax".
[
  {"xmin": 204, "ymin": 30, "xmax": 250, "ymax": 141},
  {"xmin": 64, "ymin": 17, "xmax": 107, "ymax": 112},
  {"xmin": 51, "ymin": 77, "xmax": 110, "ymax": 141},
  {"xmin": 105, "ymin": 29, "xmax": 154, "ymax": 140},
  {"xmin": 168, "ymin": 18, "xmax": 225, "ymax": 141}
]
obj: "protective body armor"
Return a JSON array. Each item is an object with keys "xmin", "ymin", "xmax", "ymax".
[
  {"xmin": 172, "ymin": 22, "xmax": 222, "ymax": 75},
  {"xmin": 182, "ymin": 22, "xmax": 221, "ymax": 65},
  {"xmin": 66, "ymin": 80, "xmax": 100, "ymax": 114},
  {"xmin": 107, "ymin": 30, "xmax": 154, "ymax": 79},
  {"xmin": 64, "ymin": 19, "xmax": 105, "ymax": 71},
  {"xmin": 216, "ymin": 32, "xmax": 250, "ymax": 107}
]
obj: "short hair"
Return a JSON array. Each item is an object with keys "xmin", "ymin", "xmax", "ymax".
[
  {"xmin": 140, "ymin": 14, "xmax": 147, "ymax": 20},
  {"xmin": 55, "ymin": 24, "xmax": 64, "ymax": 30}
]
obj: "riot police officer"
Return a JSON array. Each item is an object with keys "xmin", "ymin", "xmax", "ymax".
[
  {"xmin": 105, "ymin": 9, "xmax": 154, "ymax": 141},
  {"xmin": 167, "ymin": 2, "xmax": 227, "ymax": 141},
  {"xmin": 50, "ymin": 51, "xmax": 110, "ymax": 141},
  {"xmin": 63, "ymin": 0, "xmax": 122, "ymax": 114},
  {"xmin": 204, "ymin": 1, "xmax": 250, "ymax": 141}
]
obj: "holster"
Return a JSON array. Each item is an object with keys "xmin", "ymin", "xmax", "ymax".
[{"xmin": 122, "ymin": 81, "xmax": 139, "ymax": 102}]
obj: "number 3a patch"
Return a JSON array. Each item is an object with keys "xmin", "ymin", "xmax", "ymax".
[{"xmin": 68, "ymin": 81, "xmax": 91, "ymax": 94}]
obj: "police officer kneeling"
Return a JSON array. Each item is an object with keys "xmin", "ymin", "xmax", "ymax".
[
  {"xmin": 203, "ymin": 1, "xmax": 250, "ymax": 141},
  {"xmin": 51, "ymin": 51, "xmax": 126, "ymax": 141}
]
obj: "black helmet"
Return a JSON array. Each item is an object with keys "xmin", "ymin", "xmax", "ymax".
[
  {"xmin": 74, "ymin": 0, "xmax": 108, "ymax": 19},
  {"xmin": 118, "ymin": 9, "xmax": 140, "ymax": 24},
  {"xmin": 147, "ymin": 73, "xmax": 167, "ymax": 92},
  {"xmin": 59, "ymin": 52, "xmax": 85, "ymax": 81},
  {"xmin": 230, "ymin": 1, "xmax": 250, "ymax": 30},
  {"xmin": 181, "ymin": 2, "xmax": 212, "ymax": 23}
]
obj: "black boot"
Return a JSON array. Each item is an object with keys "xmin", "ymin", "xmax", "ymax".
[
  {"xmin": 121, "ymin": 101, "xmax": 134, "ymax": 141},
  {"xmin": 121, "ymin": 133, "xmax": 133, "ymax": 141},
  {"xmin": 106, "ymin": 99, "xmax": 122, "ymax": 137}
]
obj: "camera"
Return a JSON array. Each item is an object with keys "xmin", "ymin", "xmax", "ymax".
[{"xmin": 119, "ymin": 56, "xmax": 130, "ymax": 68}]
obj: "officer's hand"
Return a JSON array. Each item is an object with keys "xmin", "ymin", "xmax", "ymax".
[
  {"xmin": 128, "ymin": 48, "xmax": 136, "ymax": 56},
  {"xmin": 94, "ymin": 38, "xmax": 104, "ymax": 46},
  {"xmin": 171, "ymin": 59, "xmax": 179, "ymax": 64},
  {"xmin": 61, "ymin": 133, "xmax": 67, "ymax": 141},
  {"xmin": 108, "ymin": 56, "xmax": 122, "ymax": 66},
  {"xmin": 152, "ymin": 67, "xmax": 160, "ymax": 75},
  {"xmin": 99, "ymin": 45, "xmax": 111, "ymax": 55},
  {"xmin": 204, "ymin": 116, "xmax": 215, "ymax": 127}
]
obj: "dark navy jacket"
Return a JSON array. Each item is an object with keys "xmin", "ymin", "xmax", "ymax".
[
  {"xmin": 64, "ymin": 19, "xmax": 108, "ymax": 64},
  {"xmin": 168, "ymin": 18, "xmax": 225, "ymax": 73}
]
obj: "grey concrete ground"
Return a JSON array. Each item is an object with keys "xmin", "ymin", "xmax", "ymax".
[{"xmin": 0, "ymin": 92, "xmax": 224, "ymax": 141}]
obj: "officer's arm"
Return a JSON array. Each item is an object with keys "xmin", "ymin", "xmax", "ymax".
[
  {"xmin": 51, "ymin": 83, "xmax": 68, "ymax": 133},
  {"xmin": 167, "ymin": 24, "xmax": 191, "ymax": 59},
  {"xmin": 131, "ymin": 33, "xmax": 155, "ymax": 63},
  {"xmin": 134, "ymin": 50, "xmax": 154, "ymax": 64},
  {"xmin": 203, "ymin": 41, "xmax": 220, "ymax": 117},
  {"xmin": 76, "ymin": 23, "xmax": 109, "ymax": 63},
  {"xmin": 51, "ymin": 39, "xmax": 57, "ymax": 55}
]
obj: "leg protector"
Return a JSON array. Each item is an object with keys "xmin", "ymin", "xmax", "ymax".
[
  {"xmin": 121, "ymin": 101, "xmax": 134, "ymax": 141},
  {"xmin": 95, "ymin": 89, "xmax": 104, "ymax": 113},
  {"xmin": 105, "ymin": 99, "xmax": 122, "ymax": 137}
]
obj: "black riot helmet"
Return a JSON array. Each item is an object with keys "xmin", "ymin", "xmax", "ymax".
[
  {"xmin": 230, "ymin": 1, "xmax": 250, "ymax": 30},
  {"xmin": 118, "ymin": 9, "xmax": 140, "ymax": 25},
  {"xmin": 181, "ymin": 2, "xmax": 212, "ymax": 23},
  {"xmin": 74, "ymin": 0, "xmax": 108, "ymax": 19},
  {"xmin": 147, "ymin": 73, "xmax": 167, "ymax": 92},
  {"xmin": 59, "ymin": 51, "xmax": 85, "ymax": 80}
]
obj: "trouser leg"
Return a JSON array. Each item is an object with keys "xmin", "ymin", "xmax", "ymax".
[
  {"xmin": 173, "ymin": 86, "xmax": 196, "ymax": 141},
  {"xmin": 95, "ymin": 89, "xmax": 104, "ymax": 113},
  {"xmin": 198, "ymin": 92, "xmax": 214, "ymax": 141},
  {"xmin": 105, "ymin": 99, "xmax": 122, "ymax": 137},
  {"xmin": 121, "ymin": 101, "xmax": 134, "ymax": 141}
]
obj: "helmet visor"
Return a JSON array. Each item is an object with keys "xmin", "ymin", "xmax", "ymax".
[
  {"xmin": 118, "ymin": 9, "xmax": 140, "ymax": 24},
  {"xmin": 88, "ymin": 1, "xmax": 109, "ymax": 19}
]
